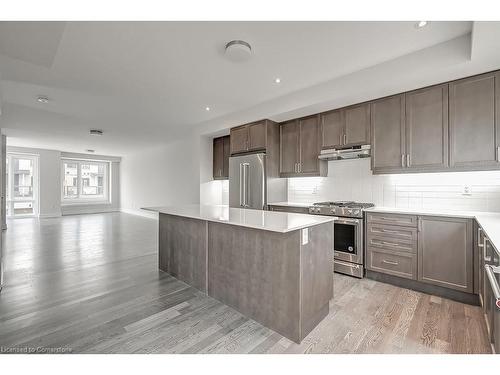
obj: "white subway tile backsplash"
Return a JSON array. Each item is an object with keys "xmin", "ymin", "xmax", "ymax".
[{"xmin": 287, "ymin": 158, "xmax": 500, "ymax": 212}]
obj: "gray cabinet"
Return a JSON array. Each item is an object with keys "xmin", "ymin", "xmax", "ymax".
[
  {"xmin": 299, "ymin": 115, "xmax": 322, "ymax": 174},
  {"xmin": 366, "ymin": 212, "xmax": 475, "ymax": 299},
  {"xmin": 280, "ymin": 115, "xmax": 327, "ymax": 177},
  {"xmin": 417, "ymin": 216, "xmax": 473, "ymax": 293},
  {"xmin": 371, "ymin": 94, "xmax": 406, "ymax": 173},
  {"xmin": 213, "ymin": 135, "xmax": 230, "ymax": 180},
  {"xmin": 230, "ymin": 125, "xmax": 249, "ymax": 155},
  {"xmin": 449, "ymin": 71, "xmax": 500, "ymax": 170},
  {"xmin": 321, "ymin": 109, "xmax": 343, "ymax": 149},
  {"xmin": 344, "ymin": 103, "xmax": 371, "ymax": 147},
  {"xmin": 405, "ymin": 84, "xmax": 449, "ymax": 171},
  {"xmin": 230, "ymin": 120, "xmax": 269, "ymax": 155},
  {"xmin": 321, "ymin": 103, "xmax": 370, "ymax": 149},
  {"xmin": 279, "ymin": 120, "xmax": 299, "ymax": 175}
]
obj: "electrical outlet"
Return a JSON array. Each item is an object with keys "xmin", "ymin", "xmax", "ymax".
[{"xmin": 462, "ymin": 185, "xmax": 472, "ymax": 196}]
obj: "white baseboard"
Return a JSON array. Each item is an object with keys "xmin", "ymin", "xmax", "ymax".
[
  {"xmin": 61, "ymin": 207, "xmax": 120, "ymax": 216},
  {"xmin": 120, "ymin": 208, "xmax": 159, "ymax": 220},
  {"xmin": 38, "ymin": 213, "xmax": 62, "ymax": 219}
]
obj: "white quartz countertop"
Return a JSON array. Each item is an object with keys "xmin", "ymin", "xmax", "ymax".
[
  {"xmin": 142, "ymin": 205, "xmax": 335, "ymax": 233},
  {"xmin": 365, "ymin": 206, "xmax": 500, "ymax": 255},
  {"xmin": 364, "ymin": 206, "xmax": 478, "ymax": 218},
  {"xmin": 268, "ymin": 201, "xmax": 313, "ymax": 208}
]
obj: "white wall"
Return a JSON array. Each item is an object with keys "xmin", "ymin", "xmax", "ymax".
[
  {"xmin": 120, "ymin": 135, "xmax": 201, "ymax": 218},
  {"xmin": 287, "ymin": 158, "xmax": 500, "ymax": 213},
  {"xmin": 7, "ymin": 146, "xmax": 120, "ymax": 218}
]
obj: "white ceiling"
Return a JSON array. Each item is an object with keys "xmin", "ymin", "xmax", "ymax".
[{"xmin": 1, "ymin": 21, "xmax": 499, "ymax": 156}]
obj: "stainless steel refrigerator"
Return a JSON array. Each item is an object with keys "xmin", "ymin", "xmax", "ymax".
[{"xmin": 229, "ymin": 152, "xmax": 286, "ymax": 210}]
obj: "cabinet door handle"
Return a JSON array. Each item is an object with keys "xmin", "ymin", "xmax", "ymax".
[
  {"xmin": 339, "ymin": 134, "xmax": 342, "ymax": 146},
  {"xmin": 343, "ymin": 134, "xmax": 347, "ymax": 145},
  {"xmin": 401, "ymin": 154, "xmax": 405, "ymax": 167},
  {"xmin": 406, "ymin": 154, "xmax": 410, "ymax": 167},
  {"xmin": 418, "ymin": 217, "xmax": 422, "ymax": 232},
  {"xmin": 484, "ymin": 237, "xmax": 492, "ymax": 262},
  {"xmin": 382, "ymin": 259, "xmax": 399, "ymax": 266},
  {"xmin": 298, "ymin": 163, "xmax": 301, "ymax": 173},
  {"xmin": 478, "ymin": 227, "xmax": 484, "ymax": 248},
  {"xmin": 497, "ymin": 146, "xmax": 500, "ymax": 162}
]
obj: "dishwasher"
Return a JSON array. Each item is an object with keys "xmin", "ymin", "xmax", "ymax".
[{"xmin": 484, "ymin": 236, "xmax": 500, "ymax": 353}]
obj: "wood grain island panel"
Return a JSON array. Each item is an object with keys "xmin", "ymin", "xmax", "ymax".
[{"xmin": 158, "ymin": 212, "xmax": 334, "ymax": 343}]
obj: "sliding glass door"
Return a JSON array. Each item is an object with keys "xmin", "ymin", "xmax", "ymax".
[{"xmin": 6, "ymin": 153, "xmax": 39, "ymax": 217}]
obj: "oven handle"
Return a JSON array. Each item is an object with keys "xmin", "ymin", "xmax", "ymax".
[
  {"xmin": 485, "ymin": 265, "xmax": 500, "ymax": 310},
  {"xmin": 334, "ymin": 259, "xmax": 361, "ymax": 269},
  {"xmin": 335, "ymin": 218, "xmax": 360, "ymax": 225}
]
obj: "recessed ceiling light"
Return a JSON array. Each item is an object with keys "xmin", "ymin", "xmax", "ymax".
[
  {"xmin": 37, "ymin": 96, "xmax": 50, "ymax": 103},
  {"xmin": 205, "ymin": 106, "xmax": 211, "ymax": 111},
  {"xmin": 416, "ymin": 21, "xmax": 428, "ymax": 28},
  {"xmin": 275, "ymin": 78, "xmax": 281, "ymax": 84}
]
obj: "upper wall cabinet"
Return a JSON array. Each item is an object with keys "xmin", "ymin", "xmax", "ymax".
[
  {"xmin": 405, "ymin": 84, "xmax": 449, "ymax": 171},
  {"xmin": 371, "ymin": 85, "xmax": 449, "ymax": 174},
  {"xmin": 449, "ymin": 71, "xmax": 500, "ymax": 170},
  {"xmin": 280, "ymin": 115, "xmax": 327, "ymax": 177},
  {"xmin": 321, "ymin": 103, "xmax": 370, "ymax": 149},
  {"xmin": 229, "ymin": 119, "xmax": 281, "ymax": 178},
  {"xmin": 213, "ymin": 135, "xmax": 230, "ymax": 180},
  {"xmin": 230, "ymin": 120, "xmax": 267, "ymax": 155},
  {"xmin": 371, "ymin": 94, "xmax": 406, "ymax": 174}
]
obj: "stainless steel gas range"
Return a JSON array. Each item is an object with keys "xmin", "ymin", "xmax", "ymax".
[{"xmin": 308, "ymin": 201, "xmax": 375, "ymax": 278}]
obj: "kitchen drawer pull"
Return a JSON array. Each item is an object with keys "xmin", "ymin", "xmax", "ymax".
[
  {"xmin": 485, "ymin": 265, "xmax": 500, "ymax": 309},
  {"xmin": 378, "ymin": 217, "xmax": 393, "ymax": 221},
  {"xmin": 372, "ymin": 239, "xmax": 400, "ymax": 247},
  {"xmin": 478, "ymin": 227, "xmax": 484, "ymax": 248},
  {"xmin": 379, "ymin": 229, "xmax": 400, "ymax": 234},
  {"xmin": 382, "ymin": 259, "xmax": 399, "ymax": 266}
]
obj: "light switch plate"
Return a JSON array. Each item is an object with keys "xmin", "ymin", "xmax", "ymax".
[{"xmin": 302, "ymin": 228, "xmax": 309, "ymax": 245}]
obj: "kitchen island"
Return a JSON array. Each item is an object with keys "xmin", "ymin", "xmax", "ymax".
[{"xmin": 143, "ymin": 204, "xmax": 335, "ymax": 343}]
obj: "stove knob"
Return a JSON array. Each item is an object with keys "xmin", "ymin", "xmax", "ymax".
[
  {"xmin": 330, "ymin": 208, "xmax": 335, "ymax": 214},
  {"xmin": 315, "ymin": 207, "xmax": 321, "ymax": 213},
  {"xmin": 309, "ymin": 207, "xmax": 314, "ymax": 213},
  {"xmin": 353, "ymin": 210, "xmax": 360, "ymax": 215},
  {"xmin": 347, "ymin": 209, "xmax": 353, "ymax": 214}
]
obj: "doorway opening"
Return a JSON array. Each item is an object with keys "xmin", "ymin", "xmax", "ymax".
[{"xmin": 6, "ymin": 153, "xmax": 39, "ymax": 218}]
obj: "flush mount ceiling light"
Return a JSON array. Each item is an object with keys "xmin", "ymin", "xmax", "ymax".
[
  {"xmin": 224, "ymin": 40, "xmax": 252, "ymax": 62},
  {"xmin": 205, "ymin": 106, "xmax": 211, "ymax": 111},
  {"xmin": 89, "ymin": 129, "xmax": 103, "ymax": 136},
  {"xmin": 415, "ymin": 21, "xmax": 428, "ymax": 28},
  {"xmin": 274, "ymin": 78, "xmax": 281, "ymax": 84},
  {"xmin": 37, "ymin": 96, "xmax": 50, "ymax": 103}
]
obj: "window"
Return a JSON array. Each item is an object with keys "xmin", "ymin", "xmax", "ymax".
[{"xmin": 62, "ymin": 159, "xmax": 109, "ymax": 203}]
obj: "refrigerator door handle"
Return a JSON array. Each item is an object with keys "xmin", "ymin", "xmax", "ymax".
[
  {"xmin": 243, "ymin": 163, "xmax": 250, "ymax": 207},
  {"xmin": 239, "ymin": 163, "xmax": 244, "ymax": 207}
]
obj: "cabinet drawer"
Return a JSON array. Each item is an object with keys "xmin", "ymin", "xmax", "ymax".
[
  {"xmin": 367, "ymin": 235, "xmax": 417, "ymax": 254},
  {"xmin": 367, "ymin": 247, "xmax": 417, "ymax": 280},
  {"xmin": 367, "ymin": 223, "xmax": 417, "ymax": 242},
  {"xmin": 366, "ymin": 212, "xmax": 417, "ymax": 227}
]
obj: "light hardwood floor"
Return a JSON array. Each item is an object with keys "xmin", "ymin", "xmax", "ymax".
[{"xmin": 0, "ymin": 213, "xmax": 492, "ymax": 354}]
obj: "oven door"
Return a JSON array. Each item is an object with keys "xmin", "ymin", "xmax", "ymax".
[{"xmin": 334, "ymin": 218, "xmax": 363, "ymax": 264}]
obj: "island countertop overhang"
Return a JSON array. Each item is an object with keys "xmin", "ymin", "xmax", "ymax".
[{"xmin": 142, "ymin": 204, "xmax": 335, "ymax": 233}]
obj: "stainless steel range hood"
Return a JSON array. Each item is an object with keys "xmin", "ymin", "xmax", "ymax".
[{"xmin": 318, "ymin": 145, "xmax": 371, "ymax": 161}]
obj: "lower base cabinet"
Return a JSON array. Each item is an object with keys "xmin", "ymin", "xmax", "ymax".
[
  {"xmin": 417, "ymin": 216, "xmax": 473, "ymax": 293},
  {"xmin": 366, "ymin": 213, "xmax": 474, "ymax": 297}
]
